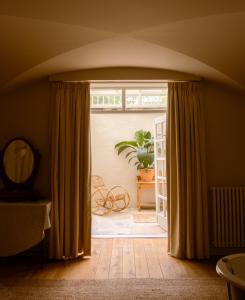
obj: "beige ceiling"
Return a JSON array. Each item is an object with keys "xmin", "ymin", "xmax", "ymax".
[{"xmin": 0, "ymin": 0, "xmax": 245, "ymax": 91}]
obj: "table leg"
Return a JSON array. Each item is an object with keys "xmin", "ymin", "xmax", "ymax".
[{"xmin": 137, "ymin": 185, "xmax": 141, "ymax": 211}]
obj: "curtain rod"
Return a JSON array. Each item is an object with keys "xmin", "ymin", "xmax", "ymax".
[{"xmin": 52, "ymin": 79, "xmax": 202, "ymax": 83}]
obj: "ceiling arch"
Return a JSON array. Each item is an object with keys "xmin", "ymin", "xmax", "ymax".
[{"xmin": 0, "ymin": 1, "xmax": 245, "ymax": 92}]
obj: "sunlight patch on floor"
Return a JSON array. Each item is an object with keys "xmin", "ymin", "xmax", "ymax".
[{"xmin": 92, "ymin": 208, "xmax": 167, "ymax": 238}]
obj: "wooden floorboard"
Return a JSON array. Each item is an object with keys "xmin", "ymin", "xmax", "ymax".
[
  {"xmin": 122, "ymin": 239, "xmax": 135, "ymax": 278},
  {"xmin": 144, "ymin": 239, "xmax": 163, "ymax": 278},
  {"xmin": 0, "ymin": 238, "xmax": 218, "ymax": 280},
  {"xmin": 134, "ymin": 239, "xmax": 150, "ymax": 278},
  {"xmin": 95, "ymin": 238, "xmax": 113, "ymax": 279},
  {"xmin": 109, "ymin": 239, "xmax": 123, "ymax": 279}
]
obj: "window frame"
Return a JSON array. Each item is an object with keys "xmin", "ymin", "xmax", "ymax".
[{"xmin": 90, "ymin": 84, "xmax": 167, "ymax": 113}]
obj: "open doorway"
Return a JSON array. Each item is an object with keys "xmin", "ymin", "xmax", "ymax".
[{"xmin": 90, "ymin": 82, "xmax": 167, "ymax": 238}]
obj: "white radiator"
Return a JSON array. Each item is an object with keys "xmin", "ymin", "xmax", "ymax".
[{"xmin": 212, "ymin": 187, "xmax": 245, "ymax": 248}]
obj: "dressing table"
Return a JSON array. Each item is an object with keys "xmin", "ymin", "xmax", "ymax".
[{"xmin": 0, "ymin": 138, "xmax": 51, "ymax": 257}]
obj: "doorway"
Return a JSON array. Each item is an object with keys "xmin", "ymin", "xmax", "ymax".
[{"xmin": 90, "ymin": 82, "xmax": 167, "ymax": 238}]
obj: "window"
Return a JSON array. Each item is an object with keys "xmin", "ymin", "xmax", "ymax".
[
  {"xmin": 91, "ymin": 89, "xmax": 122, "ymax": 109},
  {"xmin": 91, "ymin": 83, "xmax": 167, "ymax": 112}
]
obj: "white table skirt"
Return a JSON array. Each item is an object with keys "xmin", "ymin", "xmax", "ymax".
[{"xmin": 0, "ymin": 200, "xmax": 51, "ymax": 256}]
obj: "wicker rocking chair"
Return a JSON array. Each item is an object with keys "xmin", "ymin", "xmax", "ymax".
[{"xmin": 91, "ymin": 175, "xmax": 130, "ymax": 216}]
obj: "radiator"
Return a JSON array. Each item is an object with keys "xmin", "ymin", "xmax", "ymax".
[{"xmin": 212, "ymin": 187, "xmax": 245, "ymax": 248}]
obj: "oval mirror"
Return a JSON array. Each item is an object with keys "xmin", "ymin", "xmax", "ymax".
[{"xmin": 3, "ymin": 139, "xmax": 35, "ymax": 183}]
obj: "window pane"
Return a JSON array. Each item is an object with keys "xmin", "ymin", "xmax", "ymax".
[
  {"xmin": 90, "ymin": 89, "xmax": 122, "ymax": 109},
  {"xmin": 125, "ymin": 90, "xmax": 140, "ymax": 107},
  {"xmin": 125, "ymin": 88, "xmax": 167, "ymax": 109},
  {"xmin": 90, "ymin": 84, "xmax": 168, "ymax": 111}
]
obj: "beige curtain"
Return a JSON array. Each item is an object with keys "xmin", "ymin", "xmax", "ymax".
[
  {"xmin": 166, "ymin": 82, "xmax": 209, "ymax": 259},
  {"xmin": 49, "ymin": 82, "xmax": 91, "ymax": 260}
]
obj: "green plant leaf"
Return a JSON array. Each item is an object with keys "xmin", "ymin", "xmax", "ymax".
[
  {"xmin": 125, "ymin": 150, "xmax": 136, "ymax": 159},
  {"xmin": 126, "ymin": 141, "xmax": 138, "ymax": 147},
  {"xmin": 128, "ymin": 156, "xmax": 136, "ymax": 164},
  {"xmin": 134, "ymin": 130, "xmax": 145, "ymax": 147},
  {"xmin": 135, "ymin": 161, "xmax": 141, "ymax": 167},
  {"xmin": 115, "ymin": 140, "xmax": 137, "ymax": 149},
  {"xmin": 144, "ymin": 131, "xmax": 152, "ymax": 139},
  {"xmin": 115, "ymin": 129, "xmax": 155, "ymax": 169},
  {"xmin": 145, "ymin": 139, "xmax": 154, "ymax": 147},
  {"xmin": 117, "ymin": 145, "xmax": 132, "ymax": 155},
  {"xmin": 116, "ymin": 143, "xmax": 137, "ymax": 155},
  {"xmin": 137, "ymin": 148, "xmax": 154, "ymax": 169},
  {"xmin": 137, "ymin": 148, "xmax": 147, "ymax": 161},
  {"xmin": 115, "ymin": 141, "xmax": 128, "ymax": 148}
]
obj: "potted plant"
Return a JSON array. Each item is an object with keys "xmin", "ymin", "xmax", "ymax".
[{"xmin": 115, "ymin": 130, "xmax": 155, "ymax": 182}]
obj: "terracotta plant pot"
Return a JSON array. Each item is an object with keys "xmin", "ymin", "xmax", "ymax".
[{"xmin": 139, "ymin": 168, "xmax": 155, "ymax": 182}]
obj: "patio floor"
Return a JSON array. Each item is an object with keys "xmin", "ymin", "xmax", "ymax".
[{"xmin": 92, "ymin": 208, "xmax": 167, "ymax": 238}]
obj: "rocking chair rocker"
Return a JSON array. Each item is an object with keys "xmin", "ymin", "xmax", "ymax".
[{"xmin": 91, "ymin": 175, "xmax": 130, "ymax": 216}]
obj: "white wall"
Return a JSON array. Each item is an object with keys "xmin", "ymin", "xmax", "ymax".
[{"xmin": 91, "ymin": 113, "xmax": 162, "ymax": 207}]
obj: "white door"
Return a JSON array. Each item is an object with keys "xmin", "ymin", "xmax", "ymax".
[{"xmin": 153, "ymin": 116, "xmax": 167, "ymax": 230}]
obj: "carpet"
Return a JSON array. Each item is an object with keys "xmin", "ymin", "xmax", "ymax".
[
  {"xmin": 133, "ymin": 212, "xmax": 157, "ymax": 223},
  {"xmin": 0, "ymin": 278, "xmax": 228, "ymax": 299}
]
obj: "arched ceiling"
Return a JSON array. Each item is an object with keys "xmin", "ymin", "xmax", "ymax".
[{"xmin": 0, "ymin": 0, "xmax": 245, "ymax": 92}]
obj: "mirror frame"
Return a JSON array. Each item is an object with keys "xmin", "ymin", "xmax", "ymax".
[{"xmin": 0, "ymin": 138, "xmax": 40, "ymax": 190}]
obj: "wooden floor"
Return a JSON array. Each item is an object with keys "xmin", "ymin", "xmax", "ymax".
[{"xmin": 0, "ymin": 238, "xmax": 218, "ymax": 280}]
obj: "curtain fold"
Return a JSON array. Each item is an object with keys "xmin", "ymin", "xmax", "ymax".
[
  {"xmin": 49, "ymin": 82, "xmax": 91, "ymax": 260},
  {"xmin": 166, "ymin": 82, "xmax": 209, "ymax": 259}
]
